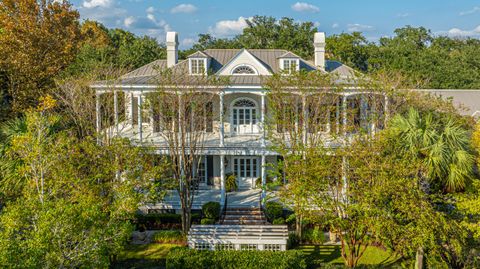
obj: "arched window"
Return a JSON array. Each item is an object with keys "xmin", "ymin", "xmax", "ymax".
[
  {"xmin": 231, "ymin": 65, "xmax": 256, "ymax": 75},
  {"xmin": 233, "ymin": 99, "xmax": 256, "ymax": 108}
]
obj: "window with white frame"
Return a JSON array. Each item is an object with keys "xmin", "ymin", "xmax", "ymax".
[
  {"xmin": 231, "ymin": 65, "xmax": 256, "ymax": 75},
  {"xmin": 281, "ymin": 59, "xmax": 299, "ymax": 74},
  {"xmin": 264, "ymin": 244, "xmax": 281, "ymax": 251},
  {"xmin": 190, "ymin": 58, "xmax": 206, "ymax": 75}
]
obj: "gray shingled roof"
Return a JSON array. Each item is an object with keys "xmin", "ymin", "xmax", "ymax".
[{"xmin": 97, "ymin": 48, "xmax": 353, "ymax": 87}]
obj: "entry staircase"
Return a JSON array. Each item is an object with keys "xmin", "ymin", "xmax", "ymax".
[{"xmin": 220, "ymin": 207, "xmax": 268, "ymax": 225}]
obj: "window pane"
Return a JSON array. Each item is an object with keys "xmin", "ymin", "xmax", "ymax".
[
  {"xmin": 239, "ymin": 109, "xmax": 244, "ymax": 124},
  {"xmin": 252, "ymin": 109, "xmax": 256, "ymax": 124},
  {"xmin": 245, "ymin": 109, "xmax": 250, "ymax": 124}
]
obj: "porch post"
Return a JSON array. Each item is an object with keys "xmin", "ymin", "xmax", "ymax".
[
  {"xmin": 302, "ymin": 95, "xmax": 307, "ymax": 144},
  {"xmin": 336, "ymin": 97, "xmax": 340, "ymax": 134},
  {"xmin": 129, "ymin": 92, "xmax": 134, "ymax": 126},
  {"xmin": 96, "ymin": 91, "xmax": 101, "ymax": 143},
  {"xmin": 138, "ymin": 94, "xmax": 143, "ymax": 142},
  {"xmin": 219, "ymin": 92, "xmax": 225, "ymax": 147},
  {"xmin": 114, "ymin": 90, "xmax": 119, "ymax": 135},
  {"xmin": 342, "ymin": 95, "xmax": 348, "ymax": 136},
  {"xmin": 220, "ymin": 155, "xmax": 226, "ymax": 206},
  {"xmin": 261, "ymin": 93, "xmax": 266, "ymax": 147},
  {"xmin": 261, "ymin": 155, "xmax": 266, "ymax": 201}
]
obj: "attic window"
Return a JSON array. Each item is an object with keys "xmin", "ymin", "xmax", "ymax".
[
  {"xmin": 190, "ymin": 58, "xmax": 206, "ymax": 75},
  {"xmin": 232, "ymin": 65, "xmax": 256, "ymax": 75},
  {"xmin": 281, "ymin": 59, "xmax": 300, "ymax": 74}
]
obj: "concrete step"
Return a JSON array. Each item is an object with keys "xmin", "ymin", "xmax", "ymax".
[
  {"xmin": 223, "ymin": 215, "xmax": 266, "ymax": 220},
  {"xmin": 222, "ymin": 220, "xmax": 268, "ymax": 225}
]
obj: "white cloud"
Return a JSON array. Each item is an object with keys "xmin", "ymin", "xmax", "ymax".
[
  {"xmin": 182, "ymin": 38, "xmax": 195, "ymax": 47},
  {"xmin": 444, "ymin": 25, "xmax": 480, "ymax": 37},
  {"xmin": 460, "ymin": 6, "xmax": 480, "ymax": 16},
  {"xmin": 146, "ymin": 6, "xmax": 156, "ymax": 13},
  {"xmin": 332, "ymin": 23, "xmax": 339, "ymax": 29},
  {"xmin": 171, "ymin": 4, "xmax": 197, "ymax": 14},
  {"xmin": 208, "ymin": 16, "xmax": 251, "ymax": 37},
  {"xmin": 124, "ymin": 16, "xmax": 135, "ymax": 27},
  {"xmin": 83, "ymin": 0, "xmax": 112, "ymax": 9},
  {"xmin": 347, "ymin": 23, "xmax": 374, "ymax": 32},
  {"xmin": 291, "ymin": 2, "xmax": 319, "ymax": 13},
  {"xmin": 397, "ymin": 13, "xmax": 410, "ymax": 18}
]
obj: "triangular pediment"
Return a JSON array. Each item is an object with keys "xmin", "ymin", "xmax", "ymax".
[{"xmin": 216, "ymin": 49, "xmax": 272, "ymax": 76}]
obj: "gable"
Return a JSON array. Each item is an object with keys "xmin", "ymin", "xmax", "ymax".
[{"xmin": 216, "ymin": 49, "xmax": 272, "ymax": 76}]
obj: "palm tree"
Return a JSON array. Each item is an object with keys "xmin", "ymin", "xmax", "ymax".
[{"xmin": 389, "ymin": 108, "xmax": 474, "ymax": 193}]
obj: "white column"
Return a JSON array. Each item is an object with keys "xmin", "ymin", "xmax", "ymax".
[
  {"xmin": 129, "ymin": 92, "xmax": 134, "ymax": 126},
  {"xmin": 96, "ymin": 92, "xmax": 101, "ymax": 143},
  {"xmin": 220, "ymin": 155, "xmax": 225, "ymax": 206},
  {"xmin": 341, "ymin": 155, "xmax": 348, "ymax": 204},
  {"xmin": 302, "ymin": 95, "xmax": 307, "ymax": 144},
  {"xmin": 219, "ymin": 92, "xmax": 225, "ymax": 147},
  {"xmin": 114, "ymin": 90, "xmax": 119, "ymax": 135},
  {"xmin": 138, "ymin": 94, "xmax": 143, "ymax": 142},
  {"xmin": 360, "ymin": 95, "xmax": 367, "ymax": 130},
  {"xmin": 261, "ymin": 155, "xmax": 266, "ymax": 201},
  {"xmin": 261, "ymin": 93, "xmax": 266, "ymax": 147},
  {"xmin": 336, "ymin": 98, "xmax": 340, "ymax": 134},
  {"xmin": 342, "ymin": 95, "xmax": 348, "ymax": 136}
]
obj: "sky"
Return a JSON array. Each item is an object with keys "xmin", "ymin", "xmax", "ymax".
[{"xmin": 71, "ymin": 0, "xmax": 480, "ymax": 48}]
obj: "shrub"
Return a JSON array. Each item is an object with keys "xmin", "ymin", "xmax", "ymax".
[
  {"xmin": 225, "ymin": 173, "xmax": 237, "ymax": 192},
  {"xmin": 166, "ymin": 247, "xmax": 306, "ymax": 269},
  {"xmin": 287, "ymin": 233, "xmax": 299, "ymax": 249},
  {"xmin": 202, "ymin": 201, "xmax": 221, "ymax": 220},
  {"xmin": 152, "ymin": 230, "xmax": 186, "ymax": 244},
  {"xmin": 272, "ymin": 217, "xmax": 286, "ymax": 225},
  {"xmin": 191, "ymin": 213, "xmax": 201, "ymax": 224},
  {"xmin": 200, "ymin": 218, "xmax": 215, "ymax": 225},
  {"xmin": 135, "ymin": 213, "xmax": 182, "ymax": 230},
  {"xmin": 302, "ymin": 227, "xmax": 325, "ymax": 245},
  {"xmin": 264, "ymin": 201, "xmax": 283, "ymax": 222},
  {"xmin": 255, "ymin": 176, "xmax": 273, "ymax": 188}
]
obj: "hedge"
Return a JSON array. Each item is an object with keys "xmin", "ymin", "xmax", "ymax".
[
  {"xmin": 135, "ymin": 213, "xmax": 182, "ymax": 230},
  {"xmin": 264, "ymin": 201, "xmax": 283, "ymax": 222},
  {"xmin": 166, "ymin": 247, "xmax": 306, "ymax": 269}
]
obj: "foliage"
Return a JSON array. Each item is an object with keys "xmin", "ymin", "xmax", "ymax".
[
  {"xmin": 387, "ymin": 108, "xmax": 474, "ymax": 192},
  {"xmin": 152, "ymin": 230, "xmax": 186, "ymax": 244},
  {"xmin": 302, "ymin": 227, "xmax": 325, "ymax": 245},
  {"xmin": 272, "ymin": 217, "xmax": 286, "ymax": 225},
  {"xmin": 200, "ymin": 218, "xmax": 215, "ymax": 225},
  {"xmin": 0, "ymin": 102, "xmax": 163, "ymax": 267},
  {"xmin": 188, "ymin": 16, "xmax": 317, "ymax": 59},
  {"xmin": 0, "ymin": 0, "xmax": 80, "ymax": 113},
  {"xmin": 226, "ymin": 173, "xmax": 238, "ymax": 192},
  {"xmin": 135, "ymin": 213, "xmax": 182, "ymax": 230},
  {"xmin": 264, "ymin": 201, "xmax": 284, "ymax": 222},
  {"xmin": 165, "ymin": 247, "xmax": 307, "ymax": 269},
  {"xmin": 202, "ymin": 201, "xmax": 221, "ymax": 220}
]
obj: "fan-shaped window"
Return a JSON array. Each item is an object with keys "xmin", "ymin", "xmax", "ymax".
[
  {"xmin": 233, "ymin": 99, "xmax": 256, "ymax": 107},
  {"xmin": 232, "ymin": 65, "xmax": 256, "ymax": 75}
]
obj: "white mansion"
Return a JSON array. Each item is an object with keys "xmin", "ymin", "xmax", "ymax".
[{"xmin": 91, "ymin": 31, "xmax": 386, "ymax": 212}]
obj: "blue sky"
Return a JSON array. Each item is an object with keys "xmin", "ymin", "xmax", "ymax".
[{"xmin": 72, "ymin": 0, "xmax": 480, "ymax": 48}]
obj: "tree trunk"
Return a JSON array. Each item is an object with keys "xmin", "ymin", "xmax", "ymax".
[
  {"xmin": 415, "ymin": 247, "xmax": 424, "ymax": 269},
  {"xmin": 295, "ymin": 213, "xmax": 302, "ymax": 241},
  {"xmin": 181, "ymin": 206, "xmax": 191, "ymax": 235}
]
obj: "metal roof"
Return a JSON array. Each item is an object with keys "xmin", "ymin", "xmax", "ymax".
[{"xmin": 96, "ymin": 48, "xmax": 354, "ymax": 87}]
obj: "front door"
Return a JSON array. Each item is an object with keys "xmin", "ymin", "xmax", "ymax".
[
  {"xmin": 233, "ymin": 157, "xmax": 259, "ymax": 189},
  {"xmin": 231, "ymin": 98, "xmax": 258, "ymax": 135}
]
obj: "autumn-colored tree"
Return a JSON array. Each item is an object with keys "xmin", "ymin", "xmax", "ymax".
[{"xmin": 0, "ymin": 0, "xmax": 80, "ymax": 113}]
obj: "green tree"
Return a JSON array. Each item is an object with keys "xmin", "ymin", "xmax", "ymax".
[{"xmin": 388, "ymin": 108, "xmax": 474, "ymax": 193}]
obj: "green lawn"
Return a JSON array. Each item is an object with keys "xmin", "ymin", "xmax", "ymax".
[
  {"xmin": 112, "ymin": 243, "xmax": 184, "ymax": 269},
  {"xmin": 297, "ymin": 245, "xmax": 402, "ymax": 268}
]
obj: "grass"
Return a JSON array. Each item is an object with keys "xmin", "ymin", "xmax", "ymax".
[
  {"xmin": 112, "ymin": 243, "xmax": 184, "ymax": 269},
  {"xmin": 297, "ymin": 245, "xmax": 402, "ymax": 268}
]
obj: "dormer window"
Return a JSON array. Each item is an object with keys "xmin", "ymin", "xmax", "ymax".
[
  {"xmin": 281, "ymin": 58, "xmax": 300, "ymax": 74},
  {"xmin": 190, "ymin": 58, "xmax": 207, "ymax": 75},
  {"xmin": 231, "ymin": 64, "xmax": 257, "ymax": 75}
]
